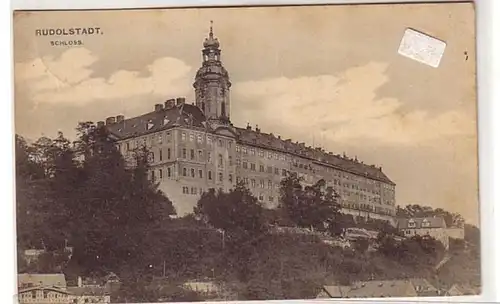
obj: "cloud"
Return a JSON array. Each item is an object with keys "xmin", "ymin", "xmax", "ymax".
[
  {"xmin": 15, "ymin": 48, "xmax": 193, "ymax": 106},
  {"xmin": 232, "ymin": 62, "xmax": 476, "ymax": 146}
]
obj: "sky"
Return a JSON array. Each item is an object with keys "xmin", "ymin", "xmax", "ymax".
[{"xmin": 13, "ymin": 3, "xmax": 479, "ymax": 224}]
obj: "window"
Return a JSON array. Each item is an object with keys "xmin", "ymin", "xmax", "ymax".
[
  {"xmin": 189, "ymin": 133, "xmax": 194, "ymax": 141},
  {"xmin": 251, "ymin": 179, "xmax": 256, "ymax": 188},
  {"xmin": 191, "ymin": 168, "xmax": 195, "ymax": 178},
  {"xmin": 126, "ymin": 142, "xmax": 130, "ymax": 151},
  {"xmin": 182, "ymin": 186, "xmax": 189, "ymax": 194},
  {"xmin": 182, "ymin": 148, "xmax": 187, "ymax": 158},
  {"xmin": 242, "ymin": 147, "xmax": 248, "ymax": 154},
  {"xmin": 191, "ymin": 187, "xmax": 197, "ymax": 195},
  {"xmin": 236, "ymin": 145, "xmax": 241, "ymax": 152},
  {"xmin": 229, "ymin": 174, "xmax": 233, "ymax": 182},
  {"xmin": 199, "ymin": 169, "xmax": 203, "ymax": 178},
  {"xmin": 236, "ymin": 159, "xmax": 241, "ymax": 167},
  {"xmin": 181, "ymin": 133, "xmax": 186, "ymax": 141},
  {"xmin": 208, "ymin": 152, "xmax": 212, "ymax": 163},
  {"xmin": 183, "ymin": 168, "xmax": 187, "ymax": 177},
  {"xmin": 282, "ymin": 169, "xmax": 287, "ymax": 176},
  {"xmin": 274, "ymin": 168, "xmax": 279, "ymax": 175},
  {"xmin": 190, "ymin": 149, "xmax": 195, "ymax": 160},
  {"xmin": 408, "ymin": 220, "xmax": 416, "ymax": 228},
  {"xmin": 267, "ymin": 152, "xmax": 272, "ymax": 159},
  {"xmin": 198, "ymin": 150, "xmax": 203, "ymax": 161},
  {"xmin": 208, "ymin": 171, "xmax": 212, "ymax": 180},
  {"xmin": 197, "ymin": 134, "xmax": 203, "ymax": 143},
  {"xmin": 167, "ymin": 148, "xmax": 171, "ymax": 159},
  {"xmin": 250, "ymin": 148, "xmax": 255, "ymax": 155},
  {"xmin": 229, "ymin": 156, "xmax": 233, "ymax": 166},
  {"xmin": 218, "ymin": 139, "xmax": 223, "ymax": 147},
  {"xmin": 274, "ymin": 153, "xmax": 279, "ymax": 160},
  {"xmin": 250, "ymin": 163, "xmax": 256, "ymax": 171},
  {"xmin": 259, "ymin": 194, "xmax": 264, "ymax": 201},
  {"xmin": 151, "ymin": 170, "xmax": 155, "ymax": 181},
  {"xmin": 243, "ymin": 162, "xmax": 248, "ymax": 169},
  {"xmin": 259, "ymin": 165, "xmax": 265, "ymax": 172},
  {"xmin": 259, "ymin": 150, "xmax": 264, "ymax": 157},
  {"xmin": 268, "ymin": 180, "xmax": 272, "ymax": 189},
  {"xmin": 218, "ymin": 154, "xmax": 223, "ymax": 168},
  {"xmin": 260, "ymin": 180, "xmax": 265, "ymax": 188},
  {"xmin": 228, "ymin": 141, "xmax": 232, "ymax": 149},
  {"xmin": 167, "ymin": 167, "xmax": 171, "ymax": 178},
  {"xmin": 159, "ymin": 169, "xmax": 163, "ymax": 179},
  {"xmin": 207, "ymin": 136, "xmax": 212, "ymax": 145},
  {"xmin": 269, "ymin": 196, "xmax": 274, "ymax": 202},
  {"xmin": 267, "ymin": 166, "xmax": 272, "ymax": 173},
  {"xmin": 219, "ymin": 172, "xmax": 223, "ymax": 182},
  {"xmin": 422, "ymin": 220, "xmax": 431, "ymax": 227},
  {"xmin": 159, "ymin": 149, "xmax": 163, "ymax": 161}
]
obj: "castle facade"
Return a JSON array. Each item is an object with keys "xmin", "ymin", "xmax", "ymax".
[{"xmin": 103, "ymin": 24, "xmax": 396, "ymax": 221}]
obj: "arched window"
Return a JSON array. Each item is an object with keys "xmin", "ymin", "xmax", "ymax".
[{"xmin": 221, "ymin": 101, "xmax": 226, "ymax": 117}]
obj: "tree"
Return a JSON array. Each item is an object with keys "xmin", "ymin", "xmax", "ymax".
[
  {"xmin": 194, "ymin": 181, "xmax": 267, "ymax": 242},
  {"xmin": 279, "ymin": 173, "xmax": 341, "ymax": 232},
  {"xmin": 396, "ymin": 204, "xmax": 465, "ymax": 228}
]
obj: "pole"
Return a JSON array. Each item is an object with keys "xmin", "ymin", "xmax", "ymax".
[{"xmin": 163, "ymin": 260, "xmax": 166, "ymax": 277}]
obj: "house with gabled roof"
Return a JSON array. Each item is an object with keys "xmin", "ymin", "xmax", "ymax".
[{"xmin": 396, "ymin": 216, "xmax": 450, "ymax": 249}]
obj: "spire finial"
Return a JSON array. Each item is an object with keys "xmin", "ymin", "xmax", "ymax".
[{"xmin": 209, "ymin": 20, "xmax": 214, "ymax": 37}]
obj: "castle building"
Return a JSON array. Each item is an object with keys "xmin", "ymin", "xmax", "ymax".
[{"xmin": 104, "ymin": 23, "xmax": 396, "ymax": 220}]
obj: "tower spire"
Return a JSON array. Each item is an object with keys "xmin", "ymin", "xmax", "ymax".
[{"xmin": 209, "ymin": 20, "xmax": 214, "ymax": 37}]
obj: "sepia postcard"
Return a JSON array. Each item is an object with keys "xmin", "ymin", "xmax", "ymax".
[{"xmin": 13, "ymin": 2, "xmax": 480, "ymax": 303}]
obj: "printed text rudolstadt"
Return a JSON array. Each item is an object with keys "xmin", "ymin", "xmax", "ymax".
[{"xmin": 35, "ymin": 27, "xmax": 103, "ymax": 36}]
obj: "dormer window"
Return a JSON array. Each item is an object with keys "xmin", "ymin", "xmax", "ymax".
[
  {"xmin": 422, "ymin": 219, "xmax": 431, "ymax": 227},
  {"xmin": 408, "ymin": 219, "xmax": 416, "ymax": 228}
]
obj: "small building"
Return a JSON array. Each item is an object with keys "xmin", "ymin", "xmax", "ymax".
[
  {"xmin": 23, "ymin": 249, "xmax": 46, "ymax": 264},
  {"xmin": 396, "ymin": 217, "xmax": 450, "ymax": 250},
  {"xmin": 18, "ymin": 274, "xmax": 69, "ymax": 304},
  {"xmin": 316, "ymin": 280, "xmax": 418, "ymax": 298},
  {"xmin": 409, "ymin": 278, "xmax": 439, "ymax": 296},
  {"xmin": 18, "ymin": 286, "xmax": 70, "ymax": 304},
  {"xmin": 67, "ymin": 286, "xmax": 111, "ymax": 304},
  {"xmin": 445, "ymin": 284, "xmax": 481, "ymax": 296},
  {"xmin": 182, "ymin": 280, "xmax": 222, "ymax": 296}
]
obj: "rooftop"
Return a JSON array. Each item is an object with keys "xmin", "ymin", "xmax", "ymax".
[
  {"xmin": 18, "ymin": 273, "xmax": 67, "ymax": 290},
  {"xmin": 104, "ymin": 100, "xmax": 394, "ymax": 185},
  {"xmin": 397, "ymin": 217, "xmax": 447, "ymax": 229},
  {"xmin": 319, "ymin": 280, "xmax": 418, "ymax": 298}
]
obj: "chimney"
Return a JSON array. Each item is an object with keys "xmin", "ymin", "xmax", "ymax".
[
  {"xmin": 246, "ymin": 123, "xmax": 251, "ymax": 130},
  {"xmin": 116, "ymin": 115, "xmax": 125, "ymax": 123},
  {"xmin": 77, "ymin": 276, "xmax": 82, "ymax": 287},
  {"xmin": 105, "ymin": 117, "xmax": 116, "ymax": 125},
  {"xmin": 97, "ymin": 121, "xmax": 105, "ymax": 128},
  {"xmin": 176, "ymin": 97, "xmax": 186, "ymax": 106},
  {"xmin": 165, "ymin": 99, "xmax": 176, "ymax": 109},
  {"xmin": 155, "ymin": 104, "xmax": 163, "ymax": 111},
  {"xmin": 255, "ymin": 125, "xmax": 260, "ymax": 133}
]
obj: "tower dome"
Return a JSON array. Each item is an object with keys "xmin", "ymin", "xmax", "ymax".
[{"xmin": 193, "ymin": 21, "xmax": 232, "ymax": 122}]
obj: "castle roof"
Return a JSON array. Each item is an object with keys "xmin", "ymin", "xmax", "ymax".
[
  {"xmin": 104, "ymin": 102, "xmax": 394, "ymax": 185},
  {"xmin": 106, "ymin": 101, "xmax": 206, "ymax": 140},
  {"xmin": 236, "ymin": 127, "xmax": 395, "ymax": 185}
]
